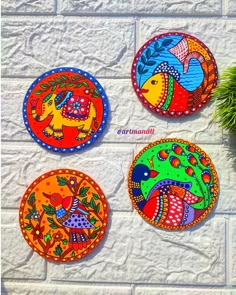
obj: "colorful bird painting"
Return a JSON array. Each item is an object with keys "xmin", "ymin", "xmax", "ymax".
[
  {"xmin": 43, "ymin": 192, "xmax": 94, "ymax": 250},
  {"xmin": 131, "ymin": 164, "xmax": 205, "ymax": 227}
]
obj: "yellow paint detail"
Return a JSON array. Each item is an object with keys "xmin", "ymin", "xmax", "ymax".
[{"xmin": 141, "ymin": 73, "xmax": 166, "ymax": 106}]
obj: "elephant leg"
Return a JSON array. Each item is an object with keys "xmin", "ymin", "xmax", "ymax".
[
  {"xmin": 43, "ymin": 123, "xmax": 54, "ymax": 137},
  {"xmin": 76, "ymin": 129, "xmax": 88, "ymax": 140},
  {"xmin": 53, "ymin": 128, "xmax": 64, "ymax": 140}
]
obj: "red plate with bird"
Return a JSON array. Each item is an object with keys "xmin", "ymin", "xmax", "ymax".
[
  {"xmin": 128, "ymin": 138, "xmax": 219, "ymax": 230},
  {"xmin": 19, "ymin": 169, "xmax": 108, "ymax": 262},
  {"xmin": 131, "ymin": 32, "xmax": 218, "ymax": 117}
]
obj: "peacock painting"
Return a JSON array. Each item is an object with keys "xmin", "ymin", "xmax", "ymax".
[{"xmin": 128, "ymin": 138, "xmax": 219, "ymax": 230}]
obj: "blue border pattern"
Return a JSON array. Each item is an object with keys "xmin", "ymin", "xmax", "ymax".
[{"xmin": 22, "ymin": 67, "xmax": 109, "ymax": 153}]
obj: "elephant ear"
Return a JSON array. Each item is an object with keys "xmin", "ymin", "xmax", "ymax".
[{"xmin": 55, "ymin": 91, "xmax": 73, "ymax": 110}]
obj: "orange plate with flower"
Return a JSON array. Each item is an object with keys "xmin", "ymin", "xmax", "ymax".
[{"xmin": 19, "ymin": 169, "xmax": 108, "ymax": 262}]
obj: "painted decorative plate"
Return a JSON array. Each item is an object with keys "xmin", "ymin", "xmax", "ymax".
[
  {"xmin": 128, "ymin": 139, "xmax": 219, "ymax": 230},
  {"xmin": 23, "ymin": 68, "xmax": 109, "ymax": 152},
  {"xmin": 131, "ymin": 32, "xmax": 218, "ymax": 117},
  {"xmin": 19, "ymin": 169, "xmax": 108, "ymax": 262}
]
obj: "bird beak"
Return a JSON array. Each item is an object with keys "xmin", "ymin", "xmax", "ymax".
[
  {"xmin": 43, "ymin": 192, "xmax": 51, "ymax": 199},
  {"xmin": 140, "ymin": 88, "xmax": 149, "ymax": 93},
  {"xmin": 150, "ymin": 170, "xmax": 158, "ymax": 178}
]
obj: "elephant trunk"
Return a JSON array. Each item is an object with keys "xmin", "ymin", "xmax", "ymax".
[{"xmin": 31, "ymin": 102, "xmax": 46, "ymax": 122}]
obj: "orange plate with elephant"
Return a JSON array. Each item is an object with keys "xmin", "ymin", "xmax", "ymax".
[
  {"xmin": 19, "ymin": 169, "xmax": 108, "ymax": 262},
  {"xmin": 23, "ymin": 68, "xmax": 109, "ymax": 152},
  {"xmin": 128, "ymin": 138, "xmax": 219, "ymax": 230},
  {"xmin": 131, "ymin": 32, "xmax": 218, "ymax": 117}
]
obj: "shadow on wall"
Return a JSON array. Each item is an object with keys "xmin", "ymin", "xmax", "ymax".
[
  {"xmin": 224, "ymin": 133, "xmax": 236, "ymax": 173},
  {"xmin": 1, "ymin": 279, "xmax": 8, "ymax": 294}
]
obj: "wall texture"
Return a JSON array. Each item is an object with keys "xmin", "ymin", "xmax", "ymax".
[{"xmin": 1, "ymin": 0, "xmax": 236, "ymax": 294}]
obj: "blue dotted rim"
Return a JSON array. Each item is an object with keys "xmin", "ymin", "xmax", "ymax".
[{"xmin": 22, "ymin": 67, "xmax": 109, "ymax": 153}]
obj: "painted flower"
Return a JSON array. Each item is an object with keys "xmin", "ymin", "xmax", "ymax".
[
  {"xmin": 53, "ymin": 231, "xmax": 63, "ymax": 242},
  {"xmin": 31, "ymin": 211, "xmax": 40, "ymax": 221},
  {"xmin": 67, "ymin": 176, "xmax": 78, "ymax": 190},
  {"xmin": 66, "ymin": 96, "xmax": 89, "ymax": 117},
  {"xmin": 31, "ymin": 224, "xmax": 45, "ymax": 240}
]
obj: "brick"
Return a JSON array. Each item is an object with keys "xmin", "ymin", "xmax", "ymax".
[
  {"xmin": 1, "ymin": 17, "xmax": 134, "ymax": 78},
  {"xmin": 1, "ymin": 143, "xmax": 133, "ymax": 211},
  {"xmin": 231, "ymin": 219, "xmax": 236, "ymax": 285},
  {"xmin": 135, "ymin": 287, "xmax": 231, "ymax": 295},
  {"xmin": 60, "ymin": 0, "xmax": 132, "ymax": 15},
  {"xmin": 59, "ymin": 0, "xmax": 221, "ymax": 15},
  {"xmin": 1, "ymin": 0, "xmax": 55, "ymax": 15},
  {"xmin": 49, "ymin": 213, "xmax": 226, "ymax": 285},
  {"xmin": 134, "ymin": 0, "xmax": 221, "ymax": 15},
  {"xmin": 227, "ymin": 0, "xmax": 236, "ymax": 16},
  {"xmin": 1, "ymin": 212, "xmax": 46, "ymax": 279},
  {"xmin": 2, "ymin": 283, "xmax": 131, "ymax": 295},
  {"xmin": 139, "ymin": 19, "xmax": 236, "ymax": 73}
]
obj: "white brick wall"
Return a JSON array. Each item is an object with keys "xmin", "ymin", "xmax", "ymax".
[{"xmin": 1, "ymin": 0, "xmax": 236, "ymax": 294}]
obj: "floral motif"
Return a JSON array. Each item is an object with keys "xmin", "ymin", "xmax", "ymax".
[
  {"xmin": 31, "ymin": 211, "xmax": 40, "ymax": 221},
  {"xmin": 53, "ymin": 231, "xmax": 63, "ymax": 241},
  {"xmin": 67, "ymin": 176, "xmax": 78, "ymax": 190},
  {"xmin": 31, "ymin": 224, "xmax": 45, "ymax": 240}
]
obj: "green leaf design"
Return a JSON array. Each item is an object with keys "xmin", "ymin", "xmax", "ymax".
[
  {"xmin": 82, "ymin": 82, "xmax": 89, "ymax": 87},
  {"xmin": 62, "ymin": 239, "xmax": 68, "ymax": 245},
  {"xmin": 70, "ymin": 251, "xmax": 75, "ymax": 257},
  {"xmin": 79, "ymin": 186, "xmax": 90, "ymax": 197},
  {"xmin": 162, "ymin": 39, "xmax": 172, "ymax": 47},
  {"xmin": 92, "ymin": 193, "xmax": 99, "ymax": 200},
  {"xmin": 55, "ymin": 78, "xmax": 61, "ymax": 82},
  {"xmin": 47, "ymin": 217, "xmax": 54, "ymax": 224},
  {"xmin": 92, "ymin": 94, "xmax": 99, "ymax": 98},
  {"xmin": 25, "ymin": 224, "xmax": 32, "ymax": 230},
  {"xmin": 146, "ymin": 48, "xmax": 151, "ymax": 59},
  {"xmin": 40, "ymin": 84, "xmax": 48, "ymax": 89},
  {"xmin": 54, "ymin": 244, "xmax": 63, "ymax": 256},
  {"xmin": 90, "ymin": 233, "xmax": 97, "ymax": 239},
  {"xmin": 94, "ymin": 88, "xmax": 100, "ymax": 95},
  {"xmin": 42, "ymin": 204, "xmax": 55, "ymax": 216},
  {"xmin": 49, "ymin": 223, "xmax": 58, "ymax": 229},
  {"xmin": 75, "ymin": 83, "xmax": 83, "ymax": 88},
  {"xmin": 49, "ymin": 81, "xmax": 56, "ymax": 85},
  {"xmin": 27, "ymin": 192, "xmax": 36, "ymax": 206},
  {"xmin": 90, "ymin": 198, "xmax": 96, "ymax": 210},
  {"xmin": 44, "ymin": 231, "xmax": 52, "ymax": 242},
  {"xmin": 81, "ymin": 198, "xmax": 89, "ymax": 206},
  {"xmin": 61, "ymin": 75, "xmax": 68, "ymax": 81},
  {"xmin": 90, "ymin": 217, "xmax": 97, "ymax": 224},
  {"xmin": 51, "ymin": 85, "xmax": 56, "ymax": 91},
  {"xmin": 34, "ymin": 90, "xmax": 42, "ymax": 95},
  {"xmin": 146, "ymin": 60, "xmax": 156, "ymax": 66},
  {"xmin": 95, "ymin": 203, "xmax": 100, "ymax": 214},
  {"xmin": 59, "ymin": 83, "xmax": 65, "ymax": 88},
  {"xmin": 57, "ymin": 176, "xmax": 67, "ymax": 186},
  {"xmin": 72, "ymin": 75, "xmax": 82, "ymax": 81},
  {"xmin": 67, "ymin": 83, "xmax": 74, "ymax": 87},
  {"xmin": 25, "ymin": 213, "xmax": 32, "ymax": 220}
]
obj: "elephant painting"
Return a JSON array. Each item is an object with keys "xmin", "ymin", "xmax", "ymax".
[{"xmin": 31, "ymin": 91, "xmax": 98, "ymax": 140}]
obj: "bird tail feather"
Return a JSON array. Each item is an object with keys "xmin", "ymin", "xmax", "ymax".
[{"xmin": 69, "ymin": 228, "xmax": 91, "ymax": 250}]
